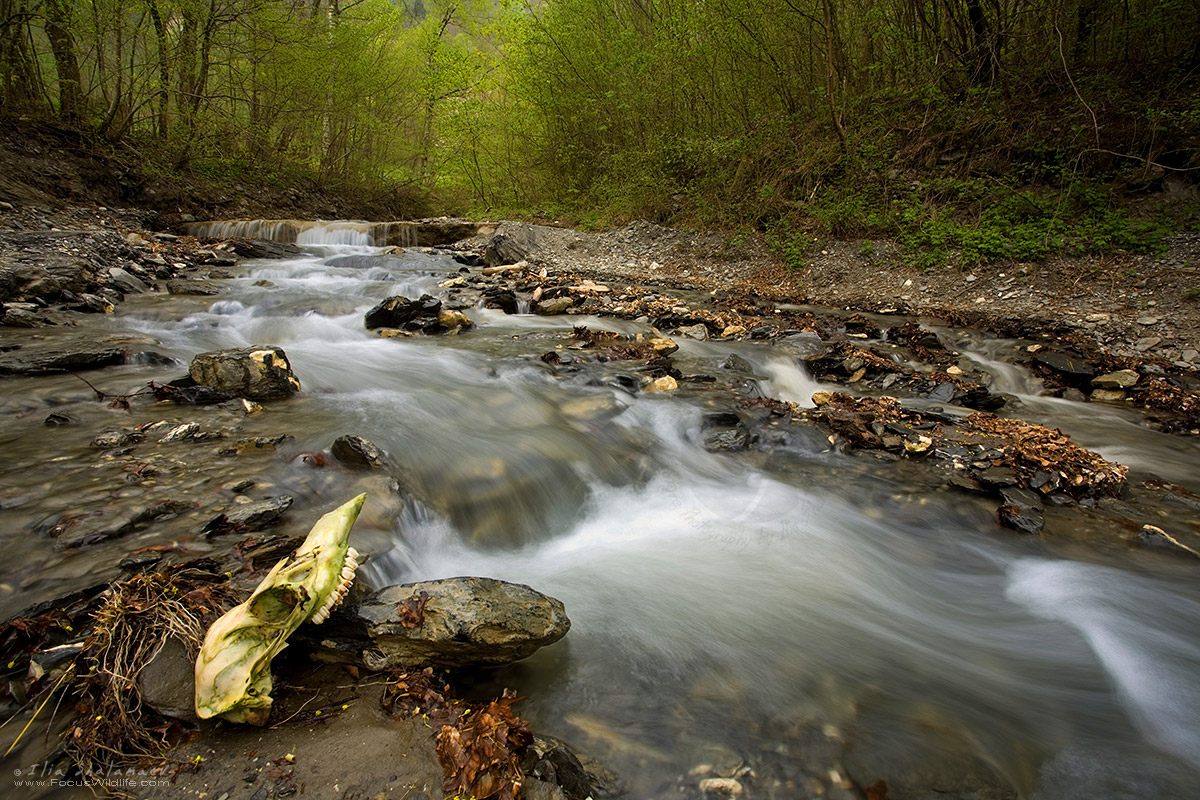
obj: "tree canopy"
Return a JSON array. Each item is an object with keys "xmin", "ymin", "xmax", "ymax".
[{"xmin": 2, "ymin": 0, "xmax": 1196, "ymax": 253}]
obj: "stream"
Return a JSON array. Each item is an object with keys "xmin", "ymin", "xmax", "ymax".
[{"xmin": 3, "ymin": 228, "xmax": 1200, "ymax": 798}]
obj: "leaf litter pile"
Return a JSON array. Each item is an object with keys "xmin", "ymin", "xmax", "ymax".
[
  {"xmin": 795, "ymin": 393, "xmax": 1128, "ymax": 500},
  {"xmin": 383, "ymin": 668, "xmax": 533, "ymax": 800}
]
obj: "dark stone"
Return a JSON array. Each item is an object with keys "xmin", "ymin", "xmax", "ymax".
[
  {"xmin": 484, "ymin": 233, "xmax": 531, "ymax": 267},
  {"xmin": 543, "ymin": 747, "xmax": 593, "ymax": 800},
  {"xmin": 152, "ymin": 377, "xmax": 240, "ymax": 405},
  {"xmin": 482, "ymin": 288, "xmax": 520, "ymax": 314},
  {"xmin": 221, "ymin": 239, "xmax": 303, "ymax": 259},
  {"xmin": 44, "ymin": 412, "xmax": 71, "ymax": 426},
  {"xmin": 720, "ymin": 354, "xmax": 756, "ymax": 373},
  {"xmin": 106, "ymin": 267, "xmax": 147, "ymax": 294},
  {"xmin": 1137, "ymin": 526, "xmax": 1193, "ymax": 556},
  {"xmin": 331, "ymin": 435, "xmax": 388, "ymax": 471},
  {"xmin": 166, "ymin": 279, "xmax": 220, "ymax": 296},
  {"xmin": 928, "ymin": 383, "xmax": 956, "ymax": 403},
  {"xmin": 703, "ymin": 426, "xmax": 752, "ymax": 451},
  {"xmin": 947, "ymin": 473, "xmax": 987, "ymax": 493},
  {"xmin": 975, "ymin": 466, "xmax": 1020, "ymax": 489},
  {"xmin": 138, "ymin": 637, "xmax": 198, "ymax": 721},
  {"xmin": 958, "ymin": 386, "xmax": 1006, "ymax": 411},
  {"xmin": 364, "ymin": 294, "xmax": 442, "ymax": 330},
  {"xmin": 188, "ymin": 345, "xmax": 301, "ymax": 399},
  {"xmin": 0, "ymin": 305, "xmax": 43, "ymax": 327},
  {"xmin": 1033, "ymin": 350, "xmax": 1095, "ymax": 380},
  {"xmin": 997, "ymin": 487, "xmax": 1044, "ymax": 534},
  {"xmin": 202, "ymin": 495, "xmax": 294, "ymax": 536},
  {"xmin": 0, "ymin": 345, "xmax": 125, "ymax": 375}
]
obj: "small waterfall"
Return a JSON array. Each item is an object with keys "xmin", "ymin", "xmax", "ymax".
[{"xmin": 186, "ymin": 219, "xmax": 432, "ymax": 248}]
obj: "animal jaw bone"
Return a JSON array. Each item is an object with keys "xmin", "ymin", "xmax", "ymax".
[{"xmin": 194, "ymin": 493, "xmax": 366, "ymax": 724}]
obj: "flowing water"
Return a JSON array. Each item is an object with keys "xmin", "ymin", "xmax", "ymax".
[{"xmin": 4, "ymin": 232, "xmax": 1200, "ymax": 798}]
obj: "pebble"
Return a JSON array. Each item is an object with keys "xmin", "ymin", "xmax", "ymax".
[
  {"xmin": 1135, "ymin": 337, "xmax": 1161, "ymax": 351},
  {"xmin": 699, "ymin": 778, "xmax": 744, "ymax": 796},
  {"xmin": 644, "ymin": 376, "xmax": 678, "ymax": 393},
  {"xmin": 1136, "ymin": 316, "xmax": 1160, "ymax": 325}
]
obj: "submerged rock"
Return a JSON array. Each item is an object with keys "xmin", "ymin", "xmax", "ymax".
[
  {"xmin": 356, "ymin": 577, "xmax": 570, "ymax": 670},
  {"xmin": 188, "ymin": 345, "xmax": 301, "ymax": 399},
  {"xmin": 331, "ymin": 435, "xmax": 388, "ymax": 471}
]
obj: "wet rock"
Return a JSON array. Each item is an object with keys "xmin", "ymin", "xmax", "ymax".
[
  {"xmin": 0, "ymin": 344, "xmax": 125, "ymax": 374},
  {"xmin": 886, "ymin": 322, "xmax": 944, "ymax": 350},
  {"xmin": 947, "ymin": 473, "xmax": 987, "ymax": 493},
  {"xmin": 139, "ymin": 637, "xmax": 198, "ymax": 721},
  {"xmin": 66, "ymin": 291, "xmax": 114, "ymax": 313},
  {"xmin": 1032, "ymin": 350, "xmax": 1094, "ymax": 381},
  {"xmin": 92, "ymin": 430, "xmax": 137, "ymax": 448},
  {"xmin": 776, "ymin": 331, "xmax": 829, "ymax": 361},
  {"xmin": 166, "ymin": 279, "xmax": 220, "ymax": 296},
  {"xmin": 1090, "ymin": 389, "xmax": 1126, "ymax": 402},
  {"xmin": 928, "ymin": 382, "xmax": 956, "ymax": 403},
  {"xmin": 1137, "ymin": 525, "xmax": 1199, "ymax": 557},
  {"xmin": 525, "ymin": 779, "xmax": 568, "ymax": 800},
  {"xmin": 997, "ymin": 487, "xmax": 1044, "ymax": 534},
  {"xmin": 331, "ymin": 435, "xmax": 388, "ymax": 470},
  {"xmin": 482, "ymin": 288, "xmax": 520, "ymax": 314},
  {"xmin": 536, "ymin": 296, "xmax": 576, "ymax": 315},
  {"xmin": 202, "ymin": 495, "xmax": 294, "ymax": 536},
  {"xmin": 188, "ymin": 345, "xmax": 301, "ymax": 399},
  {"xmin": 540, "ymin": 746, "xmax": 594, "ymax": 800},
  {"xmin": 677, "ymin": 323, "xmax": 710, "ymax": 340},
  {"xmin": 106, "ymin": 266, "xmax": 147, "ymax": 294},
  {"xmin": 438, "ymin": 308, "xmax": 473, "ymax": 330},
  {"xmin": 644, "ymin": 375, "xmax": 678, "ymax": 393},
  {"xmin": 699, "ymin": 777, "xmax": 744, "ymax": 796},
  {"xmin": 44, "ymin": 412, "xmax": 70, "ymax": 426},
  {"xmin": 152, "ymin": 377, "xmax": 240, "ymax": 405},
  {"xmin": 975, "ymin": 466, "xmax": 1020, "ymax": 488},
  {"xmin": 1092, "ymin": 369, "xmax": 1139, "ymax": 389},
  {"xmin": 365, "ymin": 294, "xmax": 441, "ymax": 331},
  {"xmin": 649, "ymin": 337, "xmax": 679, "ymax": 355},
  {"xmin": 217, "ymin": 238, "xmax": 302, "ymax": 259},
  {"xmin": 0, "ymin": 304, "xmax": 43, "ymax": 327},
  {"xmin": 701, "ymin": 414, "xmax": 753, "ymax": 451},
  {"xmin": 356, "ymin": 576, "xmax": 570, "ymax": 669}
]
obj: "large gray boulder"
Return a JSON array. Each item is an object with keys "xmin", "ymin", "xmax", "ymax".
[
  {"xmin": 188, "ymin": 345, "xmax": 300, "ymax": 399},
  {"xmin": 357, "ymin": 577, "xmax": 570, "ymax": 670}
]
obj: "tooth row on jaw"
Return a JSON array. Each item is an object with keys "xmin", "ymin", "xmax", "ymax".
[{"xmin": 312, "ymin": 547, "xmax": 359, "ymax": 625}]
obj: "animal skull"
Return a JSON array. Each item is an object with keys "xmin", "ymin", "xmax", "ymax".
[{"xmin": 194, "ymin": 493, "xmax": 365, "ymax": 724}]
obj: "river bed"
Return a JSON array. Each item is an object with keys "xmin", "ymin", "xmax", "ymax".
[{"xmin": 3, "ymin": 231, "xmax": 1199, "ymax": 799}]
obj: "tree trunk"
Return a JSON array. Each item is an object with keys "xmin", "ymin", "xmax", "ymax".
[
  {"xmin": 148, "ymin": 0, "xmax": 170, "ymax": 139},
  {"xmin": 41, "ymin": 0, "xmax": 83, "ymax": 121},
  {"xmin": 965, "ymin": 0, "xmax": 997, "ymax": 85},
  {"xmin": 820, "ymin": 0, "xmax": 847, "ymax": 152},
  {"xmin": 0, "ymin": 0, "xmax": 45, "ymax": 112}
]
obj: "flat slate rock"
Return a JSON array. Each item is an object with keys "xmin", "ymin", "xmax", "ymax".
[{"xmin": 0, "ymin": 344, "xmax": 125, "ymax": 374}]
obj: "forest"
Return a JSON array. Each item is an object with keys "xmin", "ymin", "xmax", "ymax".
[{"xmin": 1, "ymin": 0, "xmax": 1197, "ymax": 261}]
